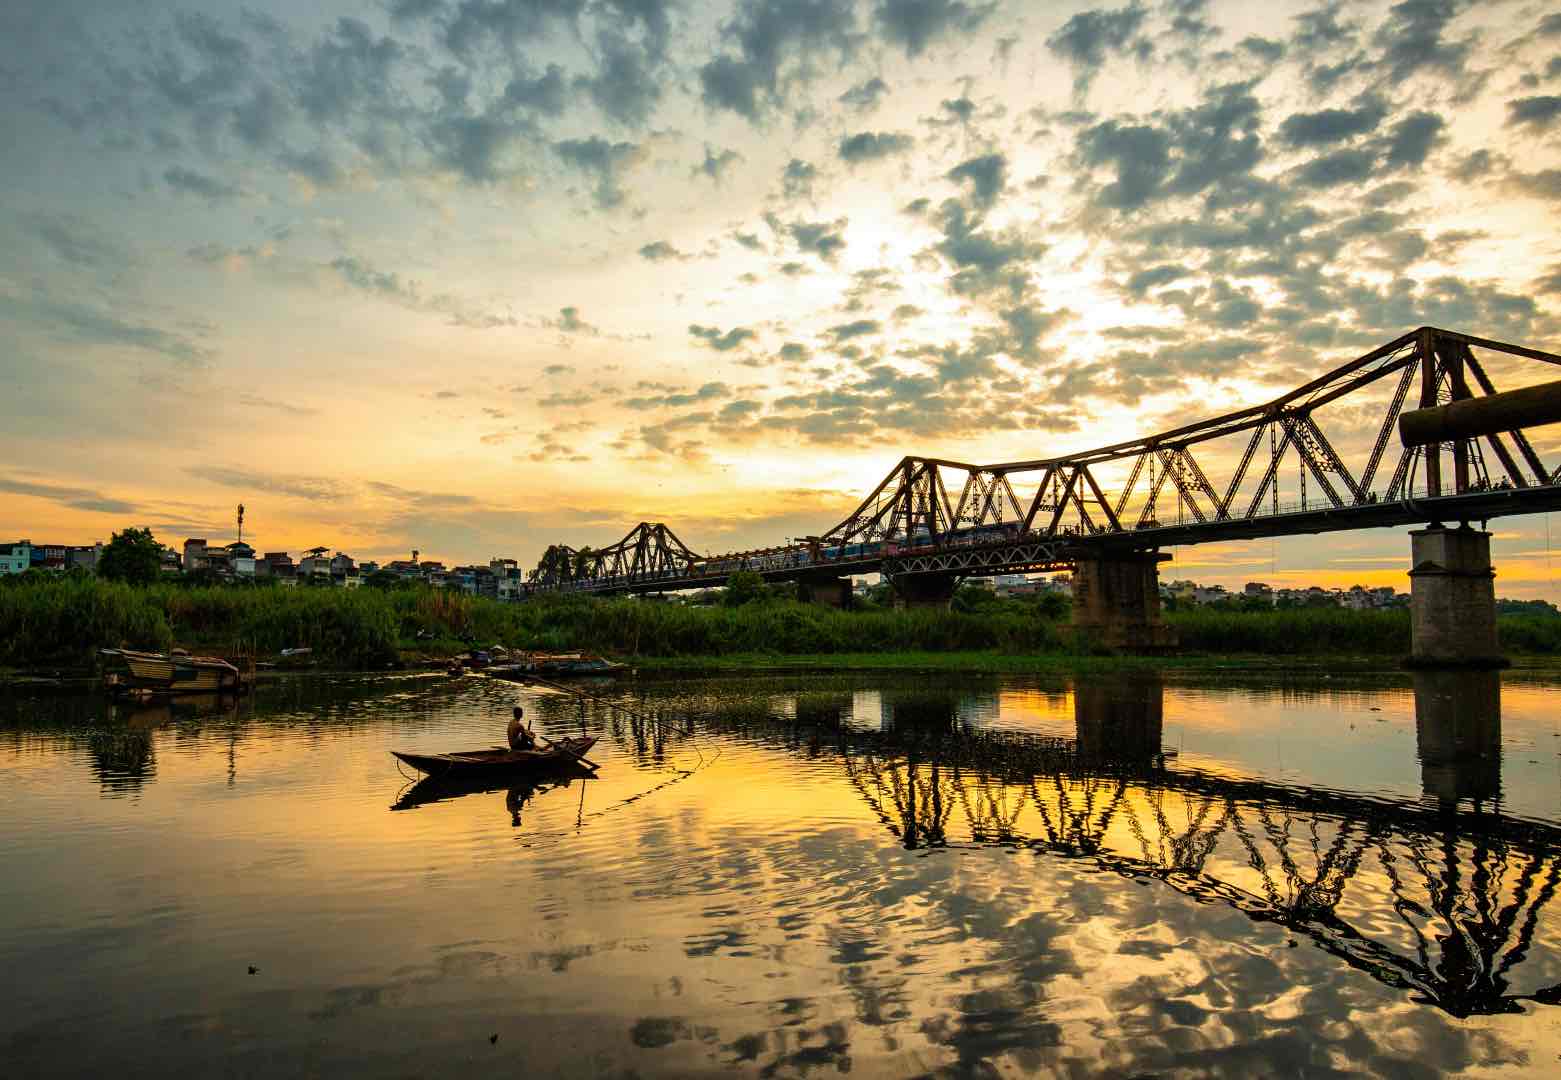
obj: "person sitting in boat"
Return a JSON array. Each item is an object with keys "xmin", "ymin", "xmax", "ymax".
[{"xmin": 507, "ymin": 706, "xmax": 537, "ymax": 752}]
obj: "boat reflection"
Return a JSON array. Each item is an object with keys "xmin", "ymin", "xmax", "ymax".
[{"xmin": 391, "ymin": 767, "xmax": 592, "ymax": 828}]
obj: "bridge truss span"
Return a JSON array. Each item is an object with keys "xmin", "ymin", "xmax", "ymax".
[{"xmin": 529, "ymin": 327, "xmax": 1561, "ymax": 595}]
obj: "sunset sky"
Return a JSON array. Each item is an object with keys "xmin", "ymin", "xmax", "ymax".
[{"xmin": 3, "ymin": 0, "xmax": 1561, "ymax": 593}]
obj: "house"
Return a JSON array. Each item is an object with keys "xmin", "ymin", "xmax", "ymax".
[
  {"xmin": 225, "ymin": 541, "xmax": 256, "ymax": 578},
  {"xmin": 183, "ymin": 539, "xmax": 208, "ymax": 572},
  {"xmin": 256, "ymin": 552, "xmax": 294, "ymax": 582},
  {"xmin": 297, "ymin": 547, "xmax": 333, "ymax": 582},
  {"xmin": 32, "ymin": 543, "xmax": 68, "ymax": 570},
  {"xmin": 0, "ymin": 540, "xmax": 32, "ymax": 575},
  {"xmin": 159, "ymin": 546, "xmax": 182, "ymax": 574},
  {"xmin": 68, "ymin": 544, "xmax": 102, "ymax": 572}
]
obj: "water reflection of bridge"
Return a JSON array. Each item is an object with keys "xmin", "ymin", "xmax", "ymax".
[{"xmin": 614, "ymin": 673, "xmax": 1559, "ymax": 1018}]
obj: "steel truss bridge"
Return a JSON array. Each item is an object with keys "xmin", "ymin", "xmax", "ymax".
[
  {"xmin": 529, "ymin": 327, "xmax": 1561, "ymax": 594},
  {"xmin": 586, "ymin": 680, "xmax": 1561, "ymax": 1019}
]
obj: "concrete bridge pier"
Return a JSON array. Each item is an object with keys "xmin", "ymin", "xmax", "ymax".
[
  {"xmin": 1408, "ymin": 525, "xmax": 1504, "ymax": 667},
  {"xmin": 889, "ymin": 573, "xmax": 958, "ymax": 610},
  {"xmin": 797, "ymin": 575, "xmax": 852, "ymax": 608},
  {"xmin": 1413, "ymin": 669, "xmax": 1501, "ymax": 809},
  {"xmin": 1070, "ymin": 550, "xmax": 1176, "ymax": 651}
]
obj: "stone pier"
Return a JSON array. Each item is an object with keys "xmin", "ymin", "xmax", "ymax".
[
  {"xmin": 1070, "ymin": 550, "xmax": 1175, "ymax": 650},
  {"xmin": 797, "ymin": 575, "xmax": 852, "ymax": 608},
  {"xmin": 1408, "ymin": 525, "xmax": 1504, "ymax": 667},
  {"xmin": 1413, "ymin": 669, "xmax": 1501, "ymax": 808},
  {"xmin": 889, "ymin": 573, "xmax": 958, "ymax": 610}
]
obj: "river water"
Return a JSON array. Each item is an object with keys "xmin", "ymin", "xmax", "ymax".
[{"xmin": 2, "ymin": 666, "xmax": 1560, "ymax": 1077}]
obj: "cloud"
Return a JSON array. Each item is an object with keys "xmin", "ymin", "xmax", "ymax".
[
  {"xmin": 0, "ymin": 289, "xmax": 215, "ymax": 367},
  {"xmin": 946, "ymin": 152, "xmax": 1006, "ymax": 207},
  {"xmin": 1505, "ymin": 168, "xmax": 1561, "ymax": 201},
  {"xmin": 838, "ymin": 76, "xmax": 889, "ymax": 110},
  {"xmin": 625, "ymin": 381, "xmax": 732, "ymax": 409},
  {"xmin": 1293, "ymin": 147, "xmax": 1376, "ymax": 188},
  {"xmin": 689, "ymin": 324, "xmax": 757, "ymax": 351},
  {"xmin": 1372, "ymin": 0, "xmax": 1473, "ymax": 84},
  {"xmin": 781, "ymin": 158, "xmax": 818, "ymax": 199},
  {"xmin": 777, "ymin": 215, "xmax": 848, "ymax": 261},
  {"xmin": 441, "ymin": 0, "xmax": 586, "ymax": 60},
  {"xmin": 554, "ymin": 136, "xmax": 643, "ymax": 207},
  {"xmin": 825, "ymin": 319, "xmax": 881, "ymax": 343},
  {"xmin": 1277, "ymin": 101, "xmax": 1385, "ymax": 147},
  {"xmin": 1046, "ymin": 3, "xmax": 1150, "ymax": 94},
  {"xmin": 163, "ymin": 166, "xmax": 240, "ymax": 201},
  {"xmin": 873, "ymin": 0, "xmax": 995, "ymax": 59},
  {"xmin": 838, "ymin": 130, "xmax": 915, "ymax": 163},
  {"xmin": 328, "ymin": 255, "xmax": 518, "ymax": 327},
  {"xmin": 365, "ymin": 479, "xmax": 477, "ymax": 508},
  {"xmin": 544, "ymin": 306, "xmax": 599, "ymax": 334},
  {"xmin": 1078, "ymin": 121, "xmax": 1172, "ymax": 209},
  {"xmin": 187, "ymin": 465, "xmax": 352, "ymax": 502},
  {"xmin": 930, "ymin": 200, "xmax": 1044, "ymax": 300},
  {"xmin": 296, "ymin": 16, "xmax": 404, "ymax": 127},
  {"xmin": 29, "ymin": 214, "xmax": 123, "ymax": 268},
  {"xmin": 1506, "ymin": 95, "xmax": 1561, "ymax": 131},
  {"xmin": 0, "ymin": 475, "xmax": 136, "ymax": 515},
  {"xmin": 698, "ymin": 0, "xmax": 860, "ymax": 121},
  {"xmin": 1380, "ymin": 110, "xmax": 1444, "ymax": 170},
  {"xmin": 236, "ymin": 393, "xmax": 319, "ymax": 417},
  {"xmin": 694, "ymin": 144, "xmax": 743, "ymax": 182},
  {"xmin": 577, "ymin": 31, "xmax": 662, "ymax": 127},
  {"xmin": 638, "ymin": 240, "xmax": 688, "ymax": 261}
]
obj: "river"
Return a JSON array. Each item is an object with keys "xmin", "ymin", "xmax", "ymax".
[{"xmin": 2, "ymin": 666, "xmax": 1560, "ymax": 1076}]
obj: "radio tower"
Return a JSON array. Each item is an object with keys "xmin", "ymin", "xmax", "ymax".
[{"xmin": 237, "ymin": 503, "xmax": 245, "ymax": 544}]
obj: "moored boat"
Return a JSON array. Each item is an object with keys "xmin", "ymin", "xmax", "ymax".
[
  {"xmin": 496, "ymin": 652, "xmax": 628, "ymax": 677},
  {"xmin": 100, "ymin": 648, "xmax": 248, "ymax": 697},
  {"xmin": 390, "ymin": 735, "xmax": 598, "ymax": 778}
]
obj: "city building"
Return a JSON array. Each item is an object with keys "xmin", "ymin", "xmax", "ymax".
[
  {"xmin": 0, "ymin": 540, "xmax": 32, "ymax": 574},
  {"xmin": 182, "ymin": 538, "xmax": 208, "ymax": 573}
]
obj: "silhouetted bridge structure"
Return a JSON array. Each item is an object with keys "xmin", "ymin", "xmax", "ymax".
[{"xmin": 530, "ymin": 328, "xmax": 1561, "ymax": 661}]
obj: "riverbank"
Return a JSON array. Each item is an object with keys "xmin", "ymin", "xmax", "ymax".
[{"xmin": 4, "ymin": 576, "xmax": 1560, "ymax": 673}]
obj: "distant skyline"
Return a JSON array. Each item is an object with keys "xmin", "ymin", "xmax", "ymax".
[{"xmin": 3, "ymin": 1, "xmax": 1561, "ymax": 595}]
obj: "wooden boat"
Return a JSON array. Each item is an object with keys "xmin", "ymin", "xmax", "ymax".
[
  {"xmin": 521, "ymin": 649, "xmax": 624, "ymax": 674},
  {"xmin": 391, "ymin": 735, "xmax": 598, "ymax": 778},
  {"xmin": 100, "ymin": 648, "xmax": 247, "ymax": 696}
]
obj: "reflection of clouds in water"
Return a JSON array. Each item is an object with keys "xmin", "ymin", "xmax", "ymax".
[{"xmin": 5, "ymin": 671, "xmax": 1559, "ymax": 1076}]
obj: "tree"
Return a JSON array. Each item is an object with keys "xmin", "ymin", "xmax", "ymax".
[
  {"xmin": 97, "ymin": 527, "xmax": 162, "ymax": 584},
  {"xmin": 365, "ymin": 569, "xmax": 403, "ymax": 589},
  {"xmin": 722, "ymin": 570, "xmax": 767, "ymax": 606}
]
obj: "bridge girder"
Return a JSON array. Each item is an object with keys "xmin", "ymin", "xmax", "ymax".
[{"xmin": 529, "ymin": 327, "xmax": 1561, "ymax": 596}]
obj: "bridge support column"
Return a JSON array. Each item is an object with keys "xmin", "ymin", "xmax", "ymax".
[
  {"xmin": 1070, "ymin": 551, "xmax": 1175, "ymax": 651},
  {"xmin": 797, "ymin": 575, "xmax": 851, "ymax": 608},
  {"xmin": 1408, "ymin": 525, "xmax": 1504, "ymax": 667},
  {"xmin": 889, "ymin": 573, "xmax": 957, "ymax": 610},
  {"xmin": 1413, "ymin": 670, "xmax": 1501, "ymax": 808}
]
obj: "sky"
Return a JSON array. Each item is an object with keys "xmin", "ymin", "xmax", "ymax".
[{"xmin": 3, "ymin": 0, "xmax": 1561, "ymax": 594}]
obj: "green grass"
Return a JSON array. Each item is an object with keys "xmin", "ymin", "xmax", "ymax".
[{"xmin": 4, "ymin": 577, "xmax": 1560, "ymax": 672}]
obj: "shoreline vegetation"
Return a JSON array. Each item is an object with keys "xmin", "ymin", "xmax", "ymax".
[{"xmin": 4, "ymin": 575, "xmax": 1561, "ymax": 676}]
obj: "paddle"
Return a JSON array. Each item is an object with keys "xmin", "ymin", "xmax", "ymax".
[{"xmin": 528, "ymin": 722, "xmax": 601, "ymax": 771}]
